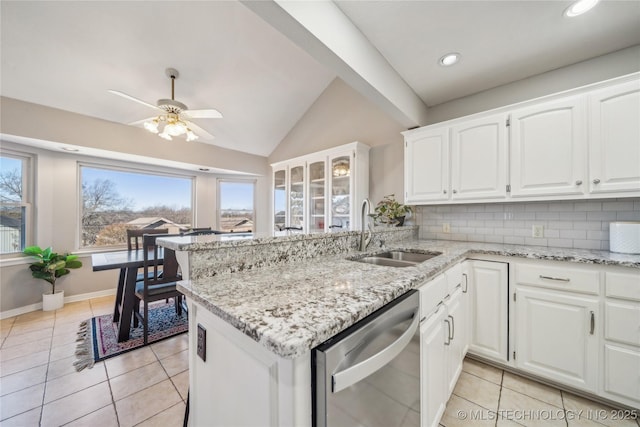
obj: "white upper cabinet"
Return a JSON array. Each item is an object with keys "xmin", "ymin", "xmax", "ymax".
[
  {"xmin": 509, "ymin": 96, "xmax": 587, "ymax": 198},
  {"xmin": 404, "ymin": 74, "xmax": 640, "ymax": 205},
  {"xmin": 404, "ymin": 127, "xmax": 449, "ymax": 203},
  {"xmin": 451, "ymin": 114, "xmax": 508, "ymax": 200},
  {"xmin": 271, "ymin": 142, "xmax": 369, "ymax": 233},
  {"xmin": 589, "ymin": 80, "xmax": 640, "ymax": 194}
]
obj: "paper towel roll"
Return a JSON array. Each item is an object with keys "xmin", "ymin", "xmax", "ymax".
[{"xmin": 609, "ymin": 222, "xmax": 640, "ymax": 254}]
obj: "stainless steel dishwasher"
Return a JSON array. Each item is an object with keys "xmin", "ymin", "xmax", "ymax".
[{"xmin": 313, "ymin": 290, "xmax": 420, "ymax": 427}]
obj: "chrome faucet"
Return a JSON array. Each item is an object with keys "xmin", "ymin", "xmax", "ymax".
[{"xmin": 359, "ymin": 198, "xmax": 373, "ymax": 251}]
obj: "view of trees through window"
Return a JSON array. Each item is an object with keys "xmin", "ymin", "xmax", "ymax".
[
  {"xmin": 0, "ymin": 154, "xmax": 28, "ymax": 254},
  {"xmin": 81, "ymin": 166, "xmax": 193, "ymax": 247},
  {"xmin": 218, "ymin": 181, "xmax": 255, "ymax": 233}
]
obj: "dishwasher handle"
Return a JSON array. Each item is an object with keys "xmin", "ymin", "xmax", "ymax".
[{"xmin": 332, "ymin": 310, "xmax": 419, "ymax": 393}]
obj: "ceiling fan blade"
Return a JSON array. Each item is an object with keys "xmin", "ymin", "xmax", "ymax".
[
  {"xmin": 183, "ymin": 108, "xmax": 223, "ymax": 119},
  {"xmin": 186, "ymin": 121, "xmax": 215, "ymax": 140},
  {"xmin": 108, "ymin": 90, "xmax": 163, "ymax": 112}
]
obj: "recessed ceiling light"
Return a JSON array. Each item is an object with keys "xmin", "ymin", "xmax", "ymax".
[
  {"xmin": 564, "ymin": 0, "xmax": 599, "ymax": 17},
  {"xmin": 438, "ymin": 53, "xmax": 460, "ymax": 67},
  {"xmin": 61, "ymin": 146, "xmax": 79, "ymax": 152}
]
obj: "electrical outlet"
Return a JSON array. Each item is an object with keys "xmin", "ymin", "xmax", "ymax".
[
  {"xmin": 197, "ymin": 324, "xmax": 206, "ymax": 362},
  {"xmin": 442, "ymin": 223, "xmax": 451, "ymax": 233},
  {"xmin": 532, "ymin": 225, "xmax": 544, "ymax": 238}
]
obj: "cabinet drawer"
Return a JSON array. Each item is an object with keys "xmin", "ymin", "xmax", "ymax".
[
  {"xmin": 420, "ymin": 274, "xmax": 447, "ymax": 320},
  {"xmin": 605, "ymin": 271, "xmax": 640, "ymax": 302},
  {"xmin": 445, "ymin": 263, "xmax": 463, "ymax": 296},
  {"xmin": 605, "ymin": 300, "xmax": 640, "ymax": 347},
  {"xmin": 514, "ymin": 263, "xmax": 599, "ymax": 295}
]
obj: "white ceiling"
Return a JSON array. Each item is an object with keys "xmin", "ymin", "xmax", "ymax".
[
  {"xmin": 2, "ymin": 1, "xmax": 640, "ymax": 160},
  {"xmin": 0, "ymin": 1, "xmax": 335, "ymax": 157}
]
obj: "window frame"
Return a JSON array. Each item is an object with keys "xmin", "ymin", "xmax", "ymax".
[
  {"xmin": 78, "ymin": 161, "xmax": 196, "ymax": 249},
  {"xmin": 217, "ymin": 178, "xmax": 257, "ymax": 233},
  {"xmin": 0, "ymin": 149, "xmax": 34, "ymax": 256}
]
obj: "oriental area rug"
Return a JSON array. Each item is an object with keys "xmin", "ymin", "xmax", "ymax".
[{"xmin": 74, "ymin": 301, "xmax": 188, "ymax": 371}]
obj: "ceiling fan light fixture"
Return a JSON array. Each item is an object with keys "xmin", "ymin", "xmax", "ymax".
[
  {"xmin": 186, "ymin": 130, "xmax": 199, "ymax": 142},
  {"xmin": 438, "ymin": 52, "xmax": 460, "ymax": 67},
  {"xmin": 143, "ymin": 119, "xmax": 159, "ymax": 134},
  {"xmin": 158, "ymin": 131, "xmax": 172, "ymax": 141},
  {"xmin": 564, "ymin": 0, "xmax": 599, "ymax": 17}
]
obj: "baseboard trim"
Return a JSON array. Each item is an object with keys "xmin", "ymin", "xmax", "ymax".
[{"xmin": 0, "ymin": 288, "xmax": 116, "ymax": 320}]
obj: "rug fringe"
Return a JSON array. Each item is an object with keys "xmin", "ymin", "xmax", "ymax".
[{"xmin": 74, "ymin": 319, "xmax": 94, "ymax": 371}]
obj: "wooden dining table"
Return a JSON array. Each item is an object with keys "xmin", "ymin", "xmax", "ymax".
[{"xmin": 91, "ymin": 249, "xmax": 163, "ymax": 342}]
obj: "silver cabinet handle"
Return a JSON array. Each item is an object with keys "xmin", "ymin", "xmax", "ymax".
[
  {"xmin": 593, "ymin": 178, "xmax": 601, "ymax": 184},
  {"xmin": 443, "ymin": 189, "xmax": 447, "ymax": 194},
  {"xmin": 539, "ymin": 275, "xmax": 570, "ymax": 282},
  {"xmin": 590, "ymin": 311, "xmax": 595, "ymax": 335},
  {"xmin": 444, "ymin": 318, "xmax": 451, "ymax": 345},
  {"xmin": 462, "ymin": 273, "xmax": 468, "ymax": 293},
  {"xmin": 448, "ymin": 315, "xmax": 455, "ymax": 340},
  {"xmin": 576, "ymin": 180, "xmax": 582, "ymax": 186},
  {"xmin": 452, "ymin": 189, "xmax": 457, "ymax": 194}
]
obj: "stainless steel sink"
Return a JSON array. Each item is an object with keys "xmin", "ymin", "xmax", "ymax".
[
  {"xmin": 350, "ymin": 250, "xmax": 442, "ymax": 267},
  {"xmin": 375, "ymin": 250, "xmax": 441, "ymax": 263}
]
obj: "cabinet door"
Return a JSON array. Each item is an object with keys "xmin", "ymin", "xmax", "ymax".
[
  {"xmin": 328, "ymin": 154, "xmax": 352, "ymax": 231},
  {"xmin": 420, "ymin": 306, "xmax": 447, "ymax": 427},
  {"xmin": 468, "ymin": 260, "xmax": 509, "ymax": 363},
  {"xmin": 445, "ymin": 288, "xmax": 465, "ymax": 397},
  {"xmin": 404, "ymin": 127, "xmax": 449, "ymax": 203},
  {"xmin": 273, "ymin": 168, "xmax": 287, "ymax": 231},
  {"xmin": 602, "ymin": 344, "xmax": 640, "ymax": 407},
  {"xmin": 308, "ymin": 160, "xmax": 327, "ymax": 232},
  {"xmin": 451, "ymin": 114, "xmax": 508, "ymax": 200},
  {"xmin": 510, "ymin": 96, "xmax": 586, "ymax": 197},
  {"xmin": 589, "ymin": 80, "xmax": 640, "ymax": 194},
  {"xmin": 288, "ymin": 163, "xmax": 306, "ymax": 230},
  {"xmin": 514, "ymin": 287, "xmax": 598, "ymax": 392}
]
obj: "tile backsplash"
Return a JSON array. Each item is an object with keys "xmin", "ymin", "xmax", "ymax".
[{"xmin": 413, "ymin": 198, "xmax": 640, "ymax": 251}]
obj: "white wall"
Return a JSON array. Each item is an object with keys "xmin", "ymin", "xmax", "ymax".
[
  {"xmin": 0, "ymin": 140, "xmax": 268, "ymax": 316},
  {"xmin": 268, "ymin": 77, "xmax": 407, "ymax": 204}
]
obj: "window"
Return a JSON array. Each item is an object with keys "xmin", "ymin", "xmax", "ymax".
[
  {"xmin": 80, "ymin": 165, "xmax": 193, "ymax": 247},
  {"xmin": 0, "ymin": 152, "xmax": 33, "ymax": 254},
  {"xmin": 218, "ymin": 180, "xmax": 255, "ymax": 233}
]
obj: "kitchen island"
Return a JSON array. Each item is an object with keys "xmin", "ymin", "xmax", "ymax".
[{"xmin": 158, "ymin": 231, "xmax": 640, "ymax": 426}]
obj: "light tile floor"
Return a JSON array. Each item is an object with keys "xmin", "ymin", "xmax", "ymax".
[{"xmin": 1, "ymin": 296, "xmax": 638, "ymax": 426}]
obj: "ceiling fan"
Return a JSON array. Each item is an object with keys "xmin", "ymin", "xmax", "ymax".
[{"xmin": 108, "ymin": 68, "xmax": 222, "ymax": 141}]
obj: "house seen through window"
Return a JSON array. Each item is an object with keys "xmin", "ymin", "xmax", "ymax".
[
  {"xmin": 0, "ymin": 153, "xmax": 32, "ymax": 254},
  {"xmin": 218, "ymin": 180, "xmax": 255, "ymax": 233},
  {"xmin": 80, "ymin": 166, "xmax": 193, "ymax": 247}
]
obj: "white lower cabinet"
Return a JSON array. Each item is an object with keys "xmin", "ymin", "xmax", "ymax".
[
  {"xmin": 420, "ymin": 303, "xmax": 448, "ymax": 427},
  {"xmin": 601, "ymin": 269, "xmax": 640, "ymax": 408},
  {"xmin": 513, "ymin": 287, "xmax": 599, "ymax": 392},
  {"xmin": 467, "ymin": 260, "xmax": 509, "ymax": 362},
  {"xmin": 420, "ymin": 263, "xmax": 469, "ymax": 427}
]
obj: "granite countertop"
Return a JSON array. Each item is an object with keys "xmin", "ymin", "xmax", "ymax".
[{"xmin": 177, "ymin": 239, "xmax": 640, "ymax": 359}]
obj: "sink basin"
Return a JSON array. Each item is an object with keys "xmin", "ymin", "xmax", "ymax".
[
  {"xmin": 376, "ymin": 250, "xmax": 441, "ymax": 263},
  {"xmin": 350, "ymin": 250, "xmax": 442, "ymax": 267}
]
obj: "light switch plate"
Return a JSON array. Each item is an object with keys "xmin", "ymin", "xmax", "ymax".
[
  {"xmin": 532, "ymin": 225, "xmax": 544, "ymax": 238},
  {"xmin": 442, "ymin": 223, "xmax": 451, "ymax": 233}
]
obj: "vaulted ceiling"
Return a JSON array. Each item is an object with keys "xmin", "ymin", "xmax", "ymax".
[{"xmin": 2, "ymin": 1, "xmax": 639, "ymax": 158}]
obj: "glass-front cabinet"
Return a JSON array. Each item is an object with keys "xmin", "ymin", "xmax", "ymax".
[
  {"xmin": 329, "ymin": 155, "xmax": 351, "ymax": 231},
  {"xmin": 273, "ymin": 169, "xmax": 286, "ymax": 231},
  {"xmin": 308, "ymin": 161, "xmax": 326, "ymax": 232},
  {"xmin": 271, "ymin": 142, "xmax": 369, "ymax": 234},
  {"xmin": 288, "ymin": 164, "xmax": 305, "ymax": 229}
]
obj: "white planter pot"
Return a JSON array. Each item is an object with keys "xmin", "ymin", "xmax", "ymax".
[{"xmin": 43, "ymin": 290, "xmax": 64, "ymax": 311}]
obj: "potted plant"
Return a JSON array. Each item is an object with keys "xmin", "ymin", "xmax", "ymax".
[
  {"xmin": 372, "ymin": 194, "xmax": 413, "ymax": 226},
  {"xmin": 23, "ymin": 246, "xmax": 83, "ymax": 311}
]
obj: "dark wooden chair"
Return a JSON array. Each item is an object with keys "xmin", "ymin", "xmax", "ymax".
[
  {"xmin": 134, "ymin": 233, "xmax": 185, "ymax": 345},
  {"xmin": 113, "ymin": 228, "xmax": 169, "ymax": 323}
]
